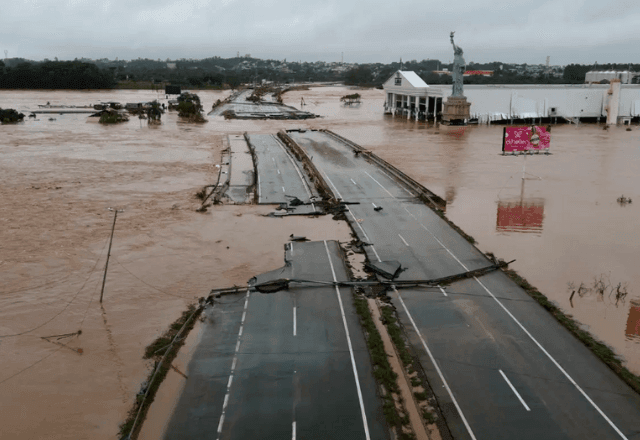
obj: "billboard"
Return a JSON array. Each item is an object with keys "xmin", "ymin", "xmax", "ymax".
[
  {"xmin": 502, "ymin": 126, "xmax": 551, "ymax": 153},
  {"xmin": 496, "ymin": 200, "xmax": 545, "ymax": 233}
]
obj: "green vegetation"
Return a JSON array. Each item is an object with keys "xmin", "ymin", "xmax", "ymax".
[
  {"xmin": 177, "ymin": 93, "xmax": 206, "ymax": 123},
  {"xmin": 0, "ymin": 60, "xmax": 115, "ymax": 89},
  {"xmin": 0, "ymin": 108, "xmax": 25, "ymax": 123},
  {"xmin": 120, "ymin": 304, "xmax": 201, "ymax": 440},
  {"xmin": 502, "ymin": 267, "xmax": 640, "ymax": 395}
]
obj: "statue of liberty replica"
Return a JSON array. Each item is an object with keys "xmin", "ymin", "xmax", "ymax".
[{"xmin": 442, "ymin": 32, "xmax": 471, "ymax": 125}]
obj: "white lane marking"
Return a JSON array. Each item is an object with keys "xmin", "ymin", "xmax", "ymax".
[
  {"xmin": 292, "ymin": 421, "xmax": 296, "ymax": 440},
  {"xmin": 438, "ymin": 286, "xmax": 448, "ymax": 297},
  {"xmin": 499, "ymin": 370, "xmax": 531, "ymax": 411},
  {"xmin": 277, "ymin": 169, "xmax": 281, "ymax": 174},
  {"xmin": 272, "ymin": 157, "xmax": 275, "ymax": 162},
  {"xmin": 476, "ymin": 276, "xmax": 628, "ymax": 438},
  {"xmin": 322, "ymin": 172, "xmax": 382, "ymax": 262},
  {"xmin": 257, "ymin": 172, "xmax": 262, "ymax": 203},
  {"xmin": 363, "ymin": 170, "xmax": 396, "ymax": 199},
  {"xmin": 293, "ymin": 306, "xmax": 297, "ymax": 336},
  {"xmin": 290, "ymin": 241, "xmax": 294, "ymax": 255},
  {"xmin": 217, "ymin": 292, "xmax": 249, "ymax": 439},
  {"xmin": 405, "ymin": 207, "xmax": 629, "ymax": 439},
  {"xmin": 394, "ymin": 287, "xmax": 477, "ymax": 440},
  {"xmin": 372, "ymin": 202, "xmax": 377, "ymax": 208},
  {"xmin": 377, "ymin": 167, "xmax": 415, "ymax": 197},
  {"xmin": 274, "ymin": 135, "xmax": 313, "ymax": 198},
  {"xmin": 398, "ymin": 234, "xmax": 409, "ymax": 247},
  {"xmin": 350, "ymin": 178, "xmax": 357, "ymax": 185},
  {"xmin": 324, "ymin": 240, "xmax": 371, "ymax": 440},
  {"xmin": 282, "ymin": 186, "xmax": 286, "ymax": 193}
]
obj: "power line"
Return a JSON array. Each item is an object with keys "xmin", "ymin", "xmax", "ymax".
[{"xmin": 0, "ymin": 231, "xmax": 112, "ymax": 338}]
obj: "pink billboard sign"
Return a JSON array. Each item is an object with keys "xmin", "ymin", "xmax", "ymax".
[{"xmin": 502, "ymin": 126, "xmax": 551, "ymax": 152}]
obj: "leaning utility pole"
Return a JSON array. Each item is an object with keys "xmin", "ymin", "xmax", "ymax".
[{"xmin": 100, "ymin": 208, "xmax": 123, "ymax": 303}]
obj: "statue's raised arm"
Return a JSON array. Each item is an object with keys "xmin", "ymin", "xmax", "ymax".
[{"xmin": 450, "ymin": 31, "xmax": 463, "ymax": 55}]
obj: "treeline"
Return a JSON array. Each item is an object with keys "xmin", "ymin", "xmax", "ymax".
[{"xmin": 0, "ymin": 60, "xmax": 116, "ymax": 89}]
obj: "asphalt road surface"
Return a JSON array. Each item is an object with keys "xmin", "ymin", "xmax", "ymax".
[
  {"xmin": 246, "ymin": 134, "xmax": 318, "ymax": 204},
  {"xmin": 287, "ymin": 129, "xmax": 640, "ymax": 440},
  {"xmin": 164, "ymin": 240, "xmax": 389, "ymax": 440}
]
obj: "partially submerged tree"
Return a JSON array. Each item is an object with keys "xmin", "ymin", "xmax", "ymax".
[
  {"xmin": 340, "ymin": 93, "xmax": 361, "ymax": 105},
  {"xmin": 177, "ymin": 93, "xmax": 206, "ymax": 122},
  {"xmin": 0, "ymin": 108, "xmax": 25, "ymax": 123}
]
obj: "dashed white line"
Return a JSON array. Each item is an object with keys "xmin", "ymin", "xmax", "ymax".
[
  {"xmin": 231, "ymin": 357, "xmax": 237, "ymax": 372},
  {"xmin": 241, "ymin": 311, "xmax": 246, "ymax": 322},
  {"xmin": 322, "ymin": 172, "xmax": 381, "ymax": 262},
  {"xmin": 350, "ymin": 178, "xmax": 357, "ymax": 185},
  {"xmin": 292, "ymin": 421, "xmax": 296, "ymax": 440},
  {"xmin": 235, "ymin": 340, "xmax": 240, "ymax": 352},
  {"xmin": 217, "ymin": 414, "xmax": 225, "ymax": 433},
  {"xmin": 274, "ymin": 135, "xmax": 313, "ymax": 198},
  {"xmin": 227, "ymin": 374, "xmax": 234, "ymax": 389},
  {"xmin": 394, "ymin": 286, "xmax": 477, "ymax": 440},
  {"xmin": 398, "ymin": 234, "xmax": 409, "ymax": 246},
  {"xmin": 282, "ymin": 186, "xmax": 286, "ymax": 192},
  {"xmin": 238, "ymin": 325, "xmax": 243, "ymax": 336},
  {"xmin": 277, "ymin": 169, "xmax": 281, "ymax": 174},
  {"xmin": 223, "ymin": 393, "xmax": 230, "ymax": 410},
  {"xmin": 323, "ymin": 240, "xmax": 371, "ymax": 440},
  {"xmin": 438, "ymin": 286, "xmax": 448, "ymax": 297},
  {"xmin": 499, "ymin": 370, "xmax": 531, "ymax": 411},
  {"xmin": 371, "ymin": 202, "xmax": 377, "ymax": 208}
]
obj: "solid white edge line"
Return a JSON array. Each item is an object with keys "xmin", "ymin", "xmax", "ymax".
[
  {"xmin": 293, "ymin": 306, "xmax": 297, "ymax": 336},
  {"xmin": 363, "ymin": 170, "xmax": 396, "ymax": 199},
  {"xmin": 394, "ymin": 287, "xmax": 477, "ymax": 440},
  {"xmin": 322, "ymin": 172, "xmax": 382, "ymax": 262},
  {"xmin": 324, "ymin": 240, "xmax": 371, "ymax": 440},
  {"xmin": 274, "ymin": 134, "xmax": 314, "ymax": 199},
  {"xmin": 499, "ymin": 369, "xmax": 531, "ymax": 411},
  {"xmin": 408, "ymin": 208, "xmax": 628, "ymax": 439},
  {"xmin": 398, "ymin": 234, "xmax": 409, "ymax": 247},
  {"xmin": 476, "ymin": 277, "xmax": 628, "ymax": 439},
  {"xmin": 292, "ymin": 421, "xmax": 296, "ymax": 440},
  {"xmin": 257, "ymin": 172, "xmax": 261, "ymax": 203}
]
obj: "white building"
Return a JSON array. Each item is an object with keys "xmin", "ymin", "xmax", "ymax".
[
  {"xmin": 383, "ymin": 70, "xmax": 640, "ymax": 124},
  {"xmin": 585, "ymin": 71, "xmax": 635, "ymax": 84}
]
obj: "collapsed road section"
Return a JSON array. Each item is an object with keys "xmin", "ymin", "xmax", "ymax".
[
  {"xmin": 245, "ymin": 133, "xmax": 319, "ymax": 206},
  {"xmin": 163, "ymin": 240, "xmax": 390, "ymax": 440},
  {"xmin": 208, "ymin": 89, "xmax": 317, "ymax": 120},
  {"xmin": 283, "ymin": 129, "xmax": 640, "ymax": 440}
]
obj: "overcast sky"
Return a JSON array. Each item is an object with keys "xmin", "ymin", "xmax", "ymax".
[{"xmin": 2, "ymin": 0, "xmax": 639, "ymax": 65}]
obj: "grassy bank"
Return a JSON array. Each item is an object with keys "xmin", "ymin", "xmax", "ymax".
[{"xmin": 119, "ymin": 303, "xmax": 202, "ymax": 440}]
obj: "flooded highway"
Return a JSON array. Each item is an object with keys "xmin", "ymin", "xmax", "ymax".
[{"xmin": 1, "ymin": 86, "xmax": 640, "ymax": 439}]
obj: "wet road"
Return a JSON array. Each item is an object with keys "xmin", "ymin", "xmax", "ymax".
[
  {"xmin": 246, "ymin": 134, "xmax": 317, "ymax": 204},
  {"xmin": 287, "ymin": 129, "xmax": 640, "ymax": 440},
  {"xmin": 164, "ymin": 240, "xmax": 389, "ymax": 440}
]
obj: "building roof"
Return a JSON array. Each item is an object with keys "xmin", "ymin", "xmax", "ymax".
[{"xmin": 398, "ymin": 71, "xmax": 428, "ymax": 88}]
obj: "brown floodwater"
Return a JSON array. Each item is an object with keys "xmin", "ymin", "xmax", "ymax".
[{"xmin": 1, "ymin": 87, "xmax": 640, "ymax": 439}]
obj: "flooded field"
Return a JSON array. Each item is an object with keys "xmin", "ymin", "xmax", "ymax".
[{"xmin": 1, "ymin": 87, "xmax": 640, "ymax": 438}]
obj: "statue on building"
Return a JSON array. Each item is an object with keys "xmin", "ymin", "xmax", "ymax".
[{"xmin": 450, "ymin": 31, "xmax": 465, "ymax": 97}]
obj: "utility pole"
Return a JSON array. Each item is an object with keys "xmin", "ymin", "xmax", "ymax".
[{"xmin": 100, "ymin": 208, "xmax": 123, "ymax": 303}]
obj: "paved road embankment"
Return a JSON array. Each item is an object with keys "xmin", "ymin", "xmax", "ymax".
[
  {"xmin": 287, "ymin": 129, "xmax": 640, "ymax": 440},
  {"xmin": 163, "ymin": 240, "xmax": 389, "ymax": 440}
]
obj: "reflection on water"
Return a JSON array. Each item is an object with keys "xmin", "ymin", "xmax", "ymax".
[
  {"xmin": 626, "ymin": 301, "xmax": 640, "ymax": 342},
  {"xmin": 496, "ymin": 199, "xmax": 545, "ymax": 233}
]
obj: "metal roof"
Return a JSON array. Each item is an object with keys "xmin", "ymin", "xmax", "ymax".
[{"xmin": 399, "ymin": 71, "xmax": 429, "ymax": 88}]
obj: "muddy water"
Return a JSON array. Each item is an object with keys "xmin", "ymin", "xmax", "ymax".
[{"xmin": 2, "ymin": 86, "xmax": 640, "ymax": 439}]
